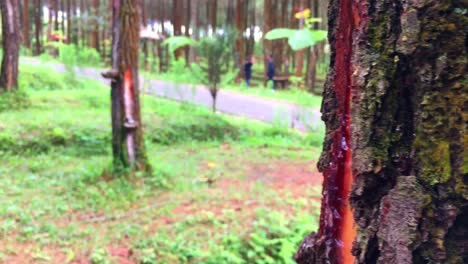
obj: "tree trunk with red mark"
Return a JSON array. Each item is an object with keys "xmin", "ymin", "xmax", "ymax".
[
  {"xmin": 296, "ymin": 0, "xmax": 467, "ymax": 263},
  {"xmin": 0, "ymin": 0, "xmax": 20, "ymax": 91},
  {"xmin": 103, "ymin": 0, "xmax": 150, "ymax": 173}
]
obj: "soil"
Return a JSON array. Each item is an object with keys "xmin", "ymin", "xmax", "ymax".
[{"xmin": 1, "ymin": 160, "xmax": 323, "ymax": 263}]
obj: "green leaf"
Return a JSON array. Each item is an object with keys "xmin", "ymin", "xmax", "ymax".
[
  {"xmin": 264, "ymin": 28, "xmax": 297, "ymax": 40},
  {"xmin": 310, "ymin": 30, "xmax": 328, "ymax": 42},
  {"xmin": 288, "ymin": 29, "xmax": 327, "ymax": 50},
  {"xmin": 162, "ymin": 36, "xmax": 197, "ymax": 55}
]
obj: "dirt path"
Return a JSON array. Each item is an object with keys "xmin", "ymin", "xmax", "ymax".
[{"xmin": 21, "ymin": 58, "xmax": 323, "ymax": 132}]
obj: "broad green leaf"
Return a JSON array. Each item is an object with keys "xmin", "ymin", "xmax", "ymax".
[
  {"xmin": 264, "ymin": 28, "xmax": 297, "ymax": 40},
  {"xmin": 162, "ymin": 36, "xmax": 197, "ymax": 55},
  {"xmin": 288, "ymin": 29, "xmax": 327, "ymax": 50},
  {"xmin": 310, "ymin": 30, "xmax": 328, "ymax": 42}
]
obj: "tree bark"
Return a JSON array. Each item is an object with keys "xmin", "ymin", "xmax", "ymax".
[
  {"xmin": 141, "ymin": 0, "xmax": 148, "ymax": 70},
  {"xmin": 22, "ymin": 0, "xmax": 30, "ymax": 48},
  {"xmin": 91, "ymin": 0, "xmax": 100, "ymax": 52},
  {"xmin": 172, "ymin": 0, "xmax": 183, "ymax": 59},
  {"xmin": 208, "ymin": 0, "xmax": 217, "ymax": 33},
  {"xmin": 104, "ymin": 0, "xmax": 150, "ymax": 173},
  {"xmin": 188, "ymin": 0, "xmax": 198, "ymax": 64},
  {"xmin": 262, "ymin": 0, "xmax": 272, "ymax": 86},
  {"xmin": 34, "ymin": 0, "xmax": 42, "ymax": 55},
  {"xmin": 296, "ymin": 0, "xmax": 467, "ymax": 263},
  {"xmin": 235, "ymin": 0, "xmax": 246, "ymax": 81},
  {"xmin": 294, "ymin": 0, "xmax": 306, "ymax": 77},
  {"xmin": 0, "ymin": 0, "xmax": 21, "ymax": 91},
  {"xmin": 66, "ymin": 0, "xmax": 71, "ymax": 43},
  {"xmin": 53, "ymin": 0, "xmax": 59, "ymax": 31}
]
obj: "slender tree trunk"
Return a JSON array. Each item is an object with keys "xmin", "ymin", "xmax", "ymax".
[
  {"xmin": 184, "ymin": 0, "xmax": 190, "ymax": 64},
  {"xmin": 60, "ymin": 0, "xmax": 65, "ymax": 34},
  {"xmin": 90, "ymin": 0, "xmax": 100, "ymax": 52},
  {"xmin": 66, "ymin": 0, "xmax": 71, "ymax": 43},
  {"xmin": 23, "ymin": 0, "xmax": 30, "ymax": 49},
  {"xmin": 235, "ymin": 0, "xmax": 246, "ymax": 81},
  {"xmin": 226, "ymin": 0, "xmax": 234, "ymax": 25},
  {"xmin": 188, "ymin": 0, "xmax": 198, "ymax": 64},
  {"xmin": 172, "ymin": 0, "xmax": 183, "ymax": 59},
  {"xmin": 296, "ymin": 0, "xmax": 467, "ymax": 263},
  {"xmin": 53, "ymin": 0, "xmax": 59, "ymax": 31},
  {"xmin": 263, "ymin": 0, "xmax": 272, "ymax": 86},
  {"xmin": 103, "ymin": 0, "xmax": 150, "ymax": 173},
  {"xmin": 208, "ymin": 0, "xmax": 217, "ymax": 33},
  {"xmin": 294, "ymin": 0, "xmax": 306, "ymax": 77},
  {"xmin": 34, "ymin": 0, "xmax": 42, "ymax": 55},
  {"xmin": 141, "ymin": 0, "xmax": 148, "ymax": 70},
  {"xmin": 79, "ymin": 0, "xmax": 85, "ymax": 46},
  {"xmin": 0, "ymin": 0, "xmax": 21, "ymax": 91},
  {"xmin": 47, "ymin": 0, "xmax": 53, "ymax": 40},
  {"xmin": 245, "ymin": 0, "xmax": 255, "ymax": 60}
]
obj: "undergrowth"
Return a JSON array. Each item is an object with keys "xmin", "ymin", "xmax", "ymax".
[{"xmin": 0, "ymin": 63, "xmax": 323, "ymax": 263}]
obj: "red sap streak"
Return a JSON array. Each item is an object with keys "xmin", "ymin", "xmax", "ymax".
[
  {"xmin": 315, "ymin": 0, "xmax": 361, "ymax": 262},
  {"xmin": 123, "ymin": 68, "xmax": 134, "ymax": 120},
  {"xmin": 123, "ymin": 68, "xmax": 136, "ymax": 163}
]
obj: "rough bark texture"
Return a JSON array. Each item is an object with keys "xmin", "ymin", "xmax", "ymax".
[
  {"xmin": 0, "ymin": 0, "xmax": 21, "ymax": 91},
  {"xmin": 105, "ymin": 0, "xmax": 149, "ymax": 173},
  {"xmin": 296, "ymin": 0, "xmax": 467, "ymax": 263}
]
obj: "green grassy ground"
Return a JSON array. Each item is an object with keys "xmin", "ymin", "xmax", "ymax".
[{"xmin": 0, "ymin": 66, "xmax": 324, "ymax": 263}]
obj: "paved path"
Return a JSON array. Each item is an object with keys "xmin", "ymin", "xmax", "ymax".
[{"xmin": 22, "ymin": 58, "xmax": 323, "ymax": 131}]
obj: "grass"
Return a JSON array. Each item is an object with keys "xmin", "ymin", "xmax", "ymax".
[{"xmin": 0, "ymin": 64, "xmax": 324, "ymax": 263}]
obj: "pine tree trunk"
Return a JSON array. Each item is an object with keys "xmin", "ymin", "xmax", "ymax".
[
  {"xmin": 47, "ymin": 0, "xmax": 53, "ymax": 40},
  {"xmin": 34, "ymin": 0, "xmax": 42, "ymax": 55},
  {"xmin": 235, "ymin": 0, "xmax": 246, "ymax": 81},
  {"xmin": 208, "ymin": 0, "xmax": 217, "ymax": 32},
  {"xmin": 91, "ymin": 0, "xmax": 100, "ymax": 52},
  {"xmin": 103, "ymin": 0, "xmax": 150, "ymax": 173},
  {"xmin": 294, "ymin": 0, "xmax": 306, "ymax": 77},
  {"xmin": 172, "ymin": 0, "xmax": 183, "ymax": 59},
  {"xmin": 188, "ymin": 0, "xmax": 198, "ymax": 64},
  {"xmin": 66, "ymin": 0, "xmax": 71, "ymax": 43},
  {"xmin": 60, "ymin": 0, "xmax": 65, "ymax": 35},
  {"xmin": 263, "ymin": 0, "xmax": 272, "ymax": 86},
  {"xmin": 23, "ymin": 0, "xmax": 30, "ymax": 49},
  {"xmin": 296, "ymin": 0, "xmax": 467, "ymax": 263},
  {"xmin": 0, "ymin": 0, "xmax": 20, "ymax": 91},
  {"xmin": 53, "ymin": 0, "xmax": 59, "ymax": 31},
  {"xmin": 141, "ymin": 0, "xmax": 148, "ymax": 70}
]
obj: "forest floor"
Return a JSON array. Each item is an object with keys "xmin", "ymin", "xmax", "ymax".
[
  {"xmin": 21, "ymin": 57, "xmax": 324, "ymax": 132},
  {"xmin": 0, "ymin": 67, "xmax": 324, "ymax": 263}
]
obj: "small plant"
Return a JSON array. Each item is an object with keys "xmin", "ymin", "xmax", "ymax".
[
  {"xmin": 197, "ymin": 29, "xmax": 237, "ymax": 112},
  {"xmin": 90, "ymin": 248, "xmax": 111, "ymax": 264}
]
